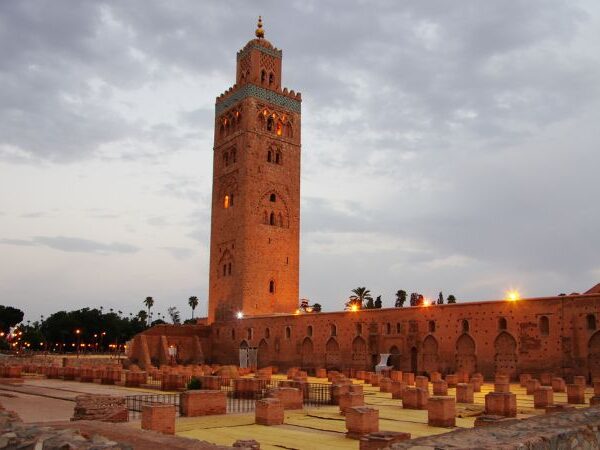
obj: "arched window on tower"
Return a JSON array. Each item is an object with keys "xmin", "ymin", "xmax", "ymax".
[
  {"xmin": 462, "ymin": 319, "xmax": 469, "ymax": 333},
  {"xmin": 330, "ymin": 324, "xmax": 337, "ymax": 337},
  {"xmin": 275, "ymin": 151, "xmax": 281, "ymax": 164},
  {"xmin": 261, "ymin": 70, "xmax": 266, "ymax": 84},
  {"xmin": 269, "ymin": 212, "xmax": 275, "ymax": 225},
  {"xmin": 307, "ymin": 325, "xmax": 313, "ymax": 337},
  {"xmin": 223, "ymin": 195, "xmax": 230, "ymax": 209},
  {"xmin": 587, "ymin": 314, "xmax": 597, "ymax": 331},
  {"xmin": 396, "ymin": 323, "xmax": 401, "ymax": 334},
  {"xmin": 498, "ymin": 317, "xmax": 507, "ymax": 331},
  {"xmin": 267, "ymin": 116, "xmax": 274, "ymax": 131},
  {"xmin": 270, "ymin": 193, "xmax": 276, "ymax": 202},
  {"xmin": 269, "ymin": 72, "xmax": 274, "ymax": 86},
  {"xmin": 267, "ymin": 150, "xmax": 272, "ymax": 162},
  {"xmin": 269, "ymin": 280, "xmax": 275, "ymax": 294},
  {"xmin": 386, "ymin": 323, "xmax": 391, "ymax": 335},
  {"xmin": 285, "ymin": 326, "xmax": 291, "ymax": 339},
  {"xmin": 428, "ymin": 320, "xmax": 436, "ymax": 333},
  {"xmin": 276, "ymin": 122, "xmax": 283, "ymax": 136},
  {"xmin": 539, "ymin": 316, "xmax": 549, "ymax": 336}
]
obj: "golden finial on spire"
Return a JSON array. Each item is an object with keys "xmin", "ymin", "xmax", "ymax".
[{"xmin": 255, "ymin": 16, "xmax": 264, "ymax": 39}]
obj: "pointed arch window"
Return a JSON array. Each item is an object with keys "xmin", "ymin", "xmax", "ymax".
[
  {"xmin": 275, "ymin": 151, "xmax": 281, "ymax": 164},
  {"xmin": 269, "ymin": 212, "xmax": 275, "ymax": 225},
  {"xmin": 498, "ymin": 317, "xmax": 507, "ymax": 331},
  {"xmin": 462, "ymin": 319, "xmax": 469, "ymax": 333},
  {"xmin": 587, "ymin": 314, "xmax": 597, "ymax": 331},
  {"xmin": 330, "ymin": 324, "xmax": 337, "ymax": 337},
  {"xmin": 267, "ymin": 116, "xmax": 274, "ymax": 131},
  {"xmin": 539, "ymin": 316, "xmax": 549, "ymax": 336},
  {"xmin": 285, "ymin": 326, "xmax": 291, "ymax": 339},
  {"xmin": 261, "ymin": 70, "xmax": 266, "ymax": 84},
  {"xmin": 269, "ymin": 72, "xmax": 274, "ymax": 86},
  {"xmin": 307, "ymin": 325, "xmax": 313, "ymax": 337},
  {"xmin": 267, "ymin": 150, "xmax": 272, "ymax": 162},
  {"xmin": 269, "ymin": 280, "xmax": 275, "ymax": 294},
  {"xmin": 270, "ymin": 194, "xmax": 276, "ymax": 202}
]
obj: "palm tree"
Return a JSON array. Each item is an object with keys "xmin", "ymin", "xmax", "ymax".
[
  {"xmin": 143, "ymin": 297, "xmax": 154, "ymax": 325},
  {"xmin": 395, "ymin": 290, "xmax": 407, "ymax": 307},
  {"xmin": 188, "ymin": 296, "xmax": 199, "ymax": 319},
  {"xmin": 347, "ymin": 287, "xmax": 373, "ymax": 310}
]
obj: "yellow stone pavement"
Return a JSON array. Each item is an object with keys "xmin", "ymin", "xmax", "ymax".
[{"xmin": 131, "ymin": 377, "xmax": 595, "ymax": 450}]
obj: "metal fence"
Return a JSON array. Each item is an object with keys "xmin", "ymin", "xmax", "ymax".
[
  {"xmin": 125, "ymin": 393, "xmax": 180, "ymax": 419},
  {"xmin": 125, "ymin": 378, "xmax": 334, "ymax": 417}
]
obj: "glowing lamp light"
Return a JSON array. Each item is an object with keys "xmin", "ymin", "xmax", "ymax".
[
  {"xmin": 236, "ymin": 312, "xmax": 244, "ymax": 319},
  {"xmin": 350, "ymin": 304, "xmax": 359, "ymax": 312},
  {"xmin": 506, "ymin": 290, "xmax": 520, "ymax": 302}
]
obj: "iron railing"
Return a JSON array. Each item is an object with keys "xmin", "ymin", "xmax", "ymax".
[{"xmin": 125, "ymin": 393, "xmax": 180, "ymax": 418}]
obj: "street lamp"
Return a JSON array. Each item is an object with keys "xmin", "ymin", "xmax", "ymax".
[{"xmin": 75, "ymin": 329, "xmax": 81, "ymax": 357}]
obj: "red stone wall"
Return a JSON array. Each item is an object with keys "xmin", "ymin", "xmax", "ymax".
[{"xmin": 131, "ymin": 294, "xmax": 600, "ymax": 380}]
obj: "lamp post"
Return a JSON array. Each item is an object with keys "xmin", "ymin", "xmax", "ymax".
[{"xmin": 75, "ymin": 329, "xmax": 81, "ymax": 358}]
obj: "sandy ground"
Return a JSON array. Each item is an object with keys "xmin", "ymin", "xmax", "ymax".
[{"xmin": 0, "ymin": 376, "xmax": 595, "ymax": 450}]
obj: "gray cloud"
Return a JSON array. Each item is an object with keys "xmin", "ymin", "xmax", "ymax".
[
  {"xmin": 1, "ymin": 0, "xmax": 599, "ymax": 317},
  {"xmin": 0, "ymin": 236, "xmax": 139, "ymax": 254}
]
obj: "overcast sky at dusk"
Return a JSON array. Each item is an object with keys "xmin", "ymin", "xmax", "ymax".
[{"xmin": 1, "ymin": 1, "xmax": 599, "ymax": 322}]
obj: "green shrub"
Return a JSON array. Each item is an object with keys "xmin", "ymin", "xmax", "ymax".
[{"xmin": 187, "ymin": 377, "xmax": 202, "ymax": 390}]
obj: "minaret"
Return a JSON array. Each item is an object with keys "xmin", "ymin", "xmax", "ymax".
[{"xmin": 208, "ymin": 18, "xmax": 302, "ymax": 323}]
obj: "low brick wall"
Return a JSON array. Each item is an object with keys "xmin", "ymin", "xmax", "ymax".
[
  {"xmin": 390, "ymin": 406, "xmax": 600, "ymax": 449},
  {"xmin": 72, "ymin": 395, "xmax": 128, "ymax": 422}
]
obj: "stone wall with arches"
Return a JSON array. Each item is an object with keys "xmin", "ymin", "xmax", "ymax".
[{"xmin": 131, "ymin": 293, "xmax": 600, "ymax": 381}]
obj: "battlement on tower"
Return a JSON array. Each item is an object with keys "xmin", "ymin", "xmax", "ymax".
[{"xmin": 215, "ymin": 83, "xmax": 301, "ymax": 115}]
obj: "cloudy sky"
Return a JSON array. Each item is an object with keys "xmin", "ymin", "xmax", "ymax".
[{"xmin": 1, "ymin": 0, "xmax": 599, "ymax": 322}]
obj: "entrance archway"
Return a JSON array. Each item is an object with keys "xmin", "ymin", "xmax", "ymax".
[
  {"xmin": 301, "ymin": 337, "xmax": 314, "ymax": 367},
  {"xmin": 456, "ymin": 334, "xmax": 477, "ymax": 375},
  {"xmin": 422, "ymin": 335, "xmax": 439, "ymax": 374},
  {"xmin": 257, "ymin": 339, "xmax": 269, "ymax": 368},
  {"xmin": 389, "ymin": 345, "xmax": 401, "ymax": 369},
  {"xmin": 589, "ymin": 331, "xmax": 600, "ymax": 380},
  {"xmin": 494, "ymin": 332, "xmax": 518, "ymax": 378},
  {"xmin": 325, "ymin": 337, "xmax": 341, "ymax": 368},
  {"xmin": 410, "ymin": 347, "xmax": 418, "ymax": 373},
  {"xmin": 351, "ymin": 336, "xmax": 368, "ymax": 366}
]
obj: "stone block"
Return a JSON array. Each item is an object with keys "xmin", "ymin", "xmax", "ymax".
[
  {"xmin": 125, "ymin": 371, "xmax": 147, "ymax": 387},
  {"xmin": 427, "ymin": 396, "xmax": 456, "ymax": 427},
  {"xmin": 390, "ymin": 371, "xmax": 403, "ymax": 382},
  {"xmin": 402, "ymin": 387, "xmax": 428, "ymax": 410},
  {"xmin": 594, "ymin": 381, "xmax": 600, "ymax": 396},
  {"xmin": 255, "ymin": 398, "xmax": 284, "ymax": 425},
  {"xmin": 72, "ymin": 395, "xmax": 128, "ymax": 422},
  {"xmin": 359, "ymin": 431, "xmax": 411, "ymax": 450},
  {"xmin": 474, "ymin": 415, "xmax": 520, "ymax": 427},
  {"xmin": 402, "ymin": 373, "xmax": 415, "ymax": 386},
  {"xmin": 162, "ymin": 373, "xmax": 186, "ymax": 391},
  {"xmin": 457, "ymin": 371, "xmax": 470, "ymax": 383},
  {"xmin": 552, "ymin": 377, "xmax": 566, "ymax": 393},
  {"xmin": 526, "ymin": 379, "xmax": 541, "ymax": 395},
  {"xmin": 540, "ymin": 372, "xmax": 553, "ymax": 386},
  {"xmin": 350, "ymin": 384, "xmax": 364, "ymax": 394},
  {"xmin": 345, "ymin": 406, "xmax": 379, "ymax": 439},
  {"xmin": 484, "ymin": 392, "xmax": 517, "ymax": 417},
  {"xmin": 339, "ymin": 392, "xmax": 365, "ymax": 414},
  {"xmin": 287, "ymin": 367, "xmax": 299, "ymax": 379},
  {"xmin": 519, "ymin": 373, "xmax": 532, "ymax": 387},
  {"xmin": 470, "ymin": 377, "xmax": 482, "ymax": 392},
  {"xmin": 370, "ymin": 373, "xmax": 382, "ymax": 387},
  {"xmin": 573, "ymin": 375, "xmax": 587, "ymax": 387},
  {"xmin": 63, "ymin": 367, "xmax": 76, "ymax": 381},
  {"xmin": 415, "ymin": 376, "xmax": 429, "ymax": 391},
  {"xmin": 315, "ymin": 368, "xmax": 327, "ymax": 378},
  {"xmin": 390, "ymin": 381, "xmax": 406, "ymax": 399},
  {"xmin": 141, "ymin": 404, "xmax": 175, "ymax": 435},
  {"xmin": 432, "ymin": 380, "xmax": 448, "ymax": 396},
  {"xmin": 590, "ymin": 396, "xmax": 600, "ymax": 406},
  {"xmin": 566, "ymin": 384, "xmax": 585, "ymax": 404},
  {"xmin": 495, "ymin": 374, "xmax": 509, "ymax": 384},
  {"xmin": 445, "ymin": 374, "xmax": 458, "ymax": 387},
  {"xmin": 331, "ymin": 384, "xmax": 350, "ymax": 405},
  {"xmin": 430, "ymin": 372, "xmax": 442, "ymax": 382},
  {"xmin": 379, "ymin": 377, "xmax": 392, "ymax": 393},
  {"xmin": 533, "ymin": 387, "xmax": 554, "ymax": 408},
  {"xmin": 80, "ymin": 368, "xmax": 95, "ymax": 383},
  {"xmin": 234, "ymin": 378, "xmax": 265, "ymax": 398},
  {"xmin": 101, "ymin": 368, "xmax": 121, "ymax": 385},
  {"xmin": 233, "ymin": 440, "xmax": 260, "ymax": 449},
  {"xmin": 456, "ymin": 383, "xmax": 474, "ymax": 403},
  {"xmin": 545, "ymin": 404, "xmax": 575, "ymax": 414},
  {"xmin": 494, "ymin": 382, "xmax": 510, "ymax": 393},
  {"xmin": 268, "ymin": 387, "xmax": 302, "ymax": 410},
  {"xmin": 199, "ymin": 376, "xmax": 221, "ymax": 391},
  {"xmin": 181, "ymin": 390, "xmax": 226, "ymax": 416},
  {"xmin": 356, "ymin": 370, "xmax": 367, "ymax": 381}
]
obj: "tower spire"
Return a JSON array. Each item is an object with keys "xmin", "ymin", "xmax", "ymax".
[{"xmin": 255, "ymin": 16, "xmax": 264, "ymax": 39}]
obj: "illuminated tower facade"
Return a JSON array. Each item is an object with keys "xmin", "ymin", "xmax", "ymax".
[{"xmin": 208, "ymin": 18, "xmax": 301, "ymax": 323}]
